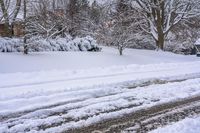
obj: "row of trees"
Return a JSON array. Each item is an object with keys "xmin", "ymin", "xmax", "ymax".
[
  {"xmin": 26, "ymin": 0, "xmax": 101, "ymax": 38},
  {"xmin": 1, "ymin": 0, "xmax": 200, "ymax": 55}
]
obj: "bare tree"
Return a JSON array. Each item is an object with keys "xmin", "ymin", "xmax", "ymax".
[
  {"xmin": 133, "ymin": 0, "xmax": 200, "ymax": 50},
  {"xmin": 111, "ymin": 0, "xmax": 132, "ymax": 55},
  {"xmin": 112, "ymin": 21, "xmax": 135, "ymax": 55},
  {"xmin": 0, "ymin": 0, "xmax": 22, "ymax": 37},
  {"xmin": 105, "ymin": 0, "xmax": 140, "ymax": 55},
  {"xmin": 23, "ymin": 0, "xmax": 71, "ymax": 54}
]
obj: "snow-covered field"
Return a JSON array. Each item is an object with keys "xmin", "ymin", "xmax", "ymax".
[
  {"xmin": 0, "ymin": 47, "xmax": 198, "ymax": 73},
  {"xmin": 150, "ymin": 116, "xmax": 200, "ymax": 133},
  {"xmin": 0, "ymin": 47, "xmax": 200, "ymax": 132}
]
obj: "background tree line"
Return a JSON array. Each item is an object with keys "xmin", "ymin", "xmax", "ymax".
[{"xmin": 1, "ymin": 0, "xmax": 200, "ymax": 55}]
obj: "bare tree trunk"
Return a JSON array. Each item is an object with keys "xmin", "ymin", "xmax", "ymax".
[
  {"xmin": 3, "ymin": 23, "xmax": 12, "ymax": 37},
  {"xmin": 119, "ymin": 49, "xmax": 123, "ymax": 56},
  {"xmin": 155, "ymin": 1, "xmax": 164, "ymax": 50},
  {"xmin": 0, "ymin": 0, "xmax": 12, "ymax": 37},
  {"xmin": 156, "ymin": 33, "xmax": 164, "ymax": 50},
  {"xmin": 0, "ymin": 0, "xmax": 9, "ymax": 23},
  {"xmin": 23, "ymin": 0, "xmax": 28, "ymax": 54},
  {"xmin": 12, "ymin": 0, "xmax": 22, "ymax": 22},
  {"xmin": 118, "ymin": 46, "xmax": 123, "ymax": 56}
]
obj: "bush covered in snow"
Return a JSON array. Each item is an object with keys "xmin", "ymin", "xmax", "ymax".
[
  {"xmin": 0, "ymin": 37, "xmax": 23, "ymax": 52},
  {"xmin": 165, "ymin": 41, "xmax": 194, "ymax": 55},
  {"xmin": 164, "ymin": 31, "xmax": 196, "ymax": 55},
  {"xmin": 0, "ymin": 36, "xmax": 102, "ymax": 52}
]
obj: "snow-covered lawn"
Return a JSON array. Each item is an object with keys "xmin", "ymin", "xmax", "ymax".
[
  {"xmin": 150, "ymin": 116, "xmax": 200, "ymax": 133},
  {"xmin": 0, "ymin": 47, "xmax": 198, "ymax": 73}
]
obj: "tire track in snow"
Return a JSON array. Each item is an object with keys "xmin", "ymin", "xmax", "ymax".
[
  {"xmin": 73, "ymin": 96, "xmax": 200, "ymax": 133},
  {"xmin": 1, "ymin": 78, "xmax": 200, "ymax": 133},
  {"xmin": 1, "ymin": 73, "xmax": 200, "ymax": 122}
]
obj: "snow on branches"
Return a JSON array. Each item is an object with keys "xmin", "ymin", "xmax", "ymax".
[{"xmin": 133, "ymin": 0, "xmax": 200, "ymax": 50}]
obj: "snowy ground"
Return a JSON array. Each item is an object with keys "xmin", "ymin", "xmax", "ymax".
[
  {"xmin": 150, "ymin": 116, "xmax": 200, "ymax": 133},
  {"xmin": 0, "ymin": 47, "xmax": 198, "ymax": 73},
  {"xmin": 0, "ymin": 47, "xmax": 200, "ymax": 132}
]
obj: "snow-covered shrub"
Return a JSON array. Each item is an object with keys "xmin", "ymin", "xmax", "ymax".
[
  {"xmin": 0, "ymin": 36, "xmax": 102, "ymax": 52},
  {"xmin": 165, "ymin": 41, "xmax": 194, "ymax": 55},
  {"xmin": 0, "ymin": 37, "xmax": 23, "ymax": 52},
  {"xmin": 165, "ymin": 32, "xmax": 195, "ymax": 55},
  {"xmin": 72, "ymin": 36, "xmax": 101, "ymax": 51}
]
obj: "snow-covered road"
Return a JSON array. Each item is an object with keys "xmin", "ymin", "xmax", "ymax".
[
  {"xmin": 1, "ymin": 61, "xmax": 200, "ymax": 132},
  {"xmin": 150, "ymin": 116, "xmax": 200, "ymax": 133}
]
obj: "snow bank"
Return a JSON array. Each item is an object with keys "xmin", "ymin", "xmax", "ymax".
[
  {"xmin": 0, "ymin": 36, "xmax": 101, "ymax": 52},
  {"xmin": 150, "ymin": 116, "xmax": 200, "ymax": 133}
]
